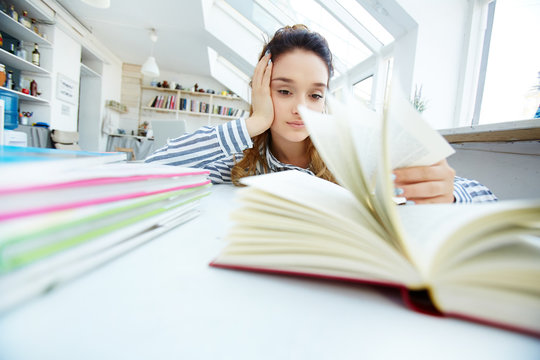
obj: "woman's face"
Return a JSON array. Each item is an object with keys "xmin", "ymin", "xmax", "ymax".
[{"xmin": 269, "ymin": 49, "xmax": 328, "ymax": 144}]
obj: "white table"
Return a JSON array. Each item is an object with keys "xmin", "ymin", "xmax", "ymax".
[{"xmin": 0, "ymin": 184, "xmax": 539, "ymax": 359}]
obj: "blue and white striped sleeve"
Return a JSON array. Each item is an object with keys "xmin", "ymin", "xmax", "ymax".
[
  {"xmin": 453, "ymin": 176, "xmax": 498, "ymax": 203},
  {"xmin": 145, "ymin": 118, "xmax": 253, "ymax": 183}
]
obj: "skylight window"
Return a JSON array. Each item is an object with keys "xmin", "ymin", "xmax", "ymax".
[
  {"xmin": 224, "ymin": 0, "xmax": 374, "ymax": 74},
  {"xmin": 269, "ymin": 0, "xmax": 372, "ymax": 70},
  {"xmin": 335, "ymin": 0, "xmax": 394, "ymax": 45}
]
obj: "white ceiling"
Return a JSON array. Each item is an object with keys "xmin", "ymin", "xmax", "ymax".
[{"xmin": 55, "ymin": 0, "xmax": 215, "ymax": 76}]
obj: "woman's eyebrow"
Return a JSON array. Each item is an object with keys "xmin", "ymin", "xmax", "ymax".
[
  {"xmin": 271, "ymin": 77, "xmax": 327, "ymax": 88},
  {"xmin": 271, "ymin": 77, "xmax": 292, "ymax": 83}
]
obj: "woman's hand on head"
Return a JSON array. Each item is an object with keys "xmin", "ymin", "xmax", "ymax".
[
  {"xmin": 246, "ymin": 53, "xmax": 274, "ymax": 137},
  {"xmin": 393, "ymin": 159, "xmax": 456, "ymax": 204}
]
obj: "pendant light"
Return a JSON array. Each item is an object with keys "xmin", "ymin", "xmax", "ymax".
[{"xmin": 141, "ymin": 28, "xmax": 160, "ymax": 78}]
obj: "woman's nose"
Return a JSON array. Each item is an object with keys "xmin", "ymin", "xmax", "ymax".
[{"xmin": 293, "ymin": 96, "xmax": 306, "ymax": 114}]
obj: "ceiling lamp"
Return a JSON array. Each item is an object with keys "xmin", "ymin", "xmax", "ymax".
[
  {"xmin": 141, "ymin": 28, "xmax": 160, "ymax": 78},
  {"xmin": 81, "ymin": 0, "xmax": 110, "ymax": 9}
]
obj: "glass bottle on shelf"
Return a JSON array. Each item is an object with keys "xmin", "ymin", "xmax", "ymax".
[
  {"xmin": 8, "ymin": 4, "xmax": 17, "ymax": 22},
  {"xmin": 6, "ymin": 70, "xmax": 13, "ymax": 89},
  {"xmin": 31, "ymin": 18, "xmax": 39, "ymax": 35},
  {"xmin": 9, "ymin": 42, "xmax": 15, "ymax": 54},
  {"xmin": 20, "ymin": 10, "xmax": 31, "ymax": 29},
  {"xmin": 31, "ymin": 43, "xmax": 39, "ymax": 66},
  {"xmin": 0, "ymin": 64, "xmax": 6, "ymax": 87},
  {"xmin": 16, "ymin": 41, "xmax": 27, "ymax": 61},
  {"xmin": 30, "ymin": 79, "xmax": 37, "ymax": 96}
]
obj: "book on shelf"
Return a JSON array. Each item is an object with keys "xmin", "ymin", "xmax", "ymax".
[
  {"xmin": 210, "ymin": 90, "xmax": 540, "ymax": 337},
  {"xmin": 0, "ymin": 149, "xmax": 212, "ymax": 312}
]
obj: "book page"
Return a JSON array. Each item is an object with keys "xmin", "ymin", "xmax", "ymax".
[
  {"xmin": 218, "ymin": 171, "xmax": 422, "ymax": 285},
  {"xmin": 300, "ymin": 91, "xmax": 456, "ymax": 259},
  {"xmin": 396, "ymin": 199, "xmax": 540, "ymax": 278},
  {"xmin": 240, "ymin": 171, "xmax": 383, "ymax": 237},
  {"xmin": 299, "ymin": 105, "xmax": 375, "ymax": 212},
  {"xmin": 385, "ymin": 89, "xmax": 455, "ymax": 169},
  {"xmin": 375, "ymin": 88, "xmax": 457, "ymax": 268},
  {"xmin": 300, "ymin": 98, "xmax": 403, "ymax": 252}
]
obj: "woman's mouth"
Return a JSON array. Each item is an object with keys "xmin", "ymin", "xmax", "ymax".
[{"xmin": 287, "ymin": 121, "xmax": 305, "ymax": 128}]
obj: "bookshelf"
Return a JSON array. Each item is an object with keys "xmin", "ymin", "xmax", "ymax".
[{"xmin": 139, "ymin": 85, "xmax": 250, "ymax": 131}]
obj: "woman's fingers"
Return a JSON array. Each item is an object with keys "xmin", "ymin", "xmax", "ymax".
[
  {"xmin": 397, "ymin": 180, "xmax": 454, "ymax": 203},
  {"xmin": 246, "ymin": 53, "xmax": 275, "ymax": 137},
  {"xmin": 393, "ymin": 160, "xmax": 456, "ymax": 204},
  {"xmin": 261, "ymin": 55, "xmax": 272, "ymax": 90},
  {"xmin": 393, "ymin": 160, "xmax": 454, "ymax": 184},
  {"xmin": 252, "ymin": 53, "xmax": 271, "ymax": 89}
]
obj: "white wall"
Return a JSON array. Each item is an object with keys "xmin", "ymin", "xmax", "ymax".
[
  {"xmin": 50, "ymin": 27, "xmax": 81, "ymax": 131},
  {"xmin": 448, "ymin": 141, "xmax": 540, "ymax": 200},
  {"xmin": 98, "ymin": 62, "xmax": 123, "ymax": 151},
  {"xmin": 78, "ymin": 75, "xmax": 101, "ymax": 151},
  {"xmin": 394, "ymin": 0, "xmax": 469, "ymax": 129}
]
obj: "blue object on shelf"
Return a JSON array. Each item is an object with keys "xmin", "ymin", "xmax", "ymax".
[{"xmin": 0, "ymin": 90, "xmax": 19, "ymax": 130}]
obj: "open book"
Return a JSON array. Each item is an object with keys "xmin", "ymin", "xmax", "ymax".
[{"xmin": 210, "ymin": 91, "xmax": 540, "ymax": 337}]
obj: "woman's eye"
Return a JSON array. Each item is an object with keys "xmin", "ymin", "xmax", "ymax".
[
  {"xmin": 311, "ymin": 94, "xmax": 323, "ymax": 100},
  {"xmin": 278, "ymin": 90, "xmax": 291, "ymax": 95}
]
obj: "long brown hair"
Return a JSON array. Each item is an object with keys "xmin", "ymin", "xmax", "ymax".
[{"xmin": 231, "ymin": 24, "xmax": 336, "ymax": 185}]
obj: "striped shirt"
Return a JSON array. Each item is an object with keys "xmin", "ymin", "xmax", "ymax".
[{"xmin": 145, "ymin": 118, "xmax": 498, "ymax": 203}]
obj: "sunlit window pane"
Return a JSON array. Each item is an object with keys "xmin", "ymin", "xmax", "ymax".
[
  {"xmin": 252, "ymin": 3, "xmax": 282, "ymax": 37},
  {"xmin": 225, "ymin": 0, "xmax": 373, "ymax": 74},
  {"xmin": 336, "ymin": 0, "xmax": 394, "ymax": 45},
  {"xmin": 479, "ymin": 0, "xmax": 540, "ymax": 124},
  {"xmin": 271, "ymin": 0, "xmax": 372, "ymax": 70},
  {"xmin": 353, "ymin": 75, "xmax": 373, "ymax": 105}
]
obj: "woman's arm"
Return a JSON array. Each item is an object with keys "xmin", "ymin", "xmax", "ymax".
[
  {"xmin": 145, "ymin": 118, "xmax": 252, "ymax": 183},
  {"xmin": 453, "ymin": 176, "xmax": 498, "ymax": 203}
]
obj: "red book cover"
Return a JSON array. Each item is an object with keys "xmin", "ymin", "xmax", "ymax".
[{"xmin": 209, "ymin": 261, "xmax": 540, "ymax": 339}]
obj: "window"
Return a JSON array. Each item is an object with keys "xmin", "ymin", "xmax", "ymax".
[
  {"xmin": 335, "ymin": 0, "xmax": 394, "ymax": 45},
  {"xmin": 353, "ymin": 75, "xmax": 373, "ymax": 106},
  {"xmin": 476, "ymin": 0, "xmax": 540, "ymax": 125},
  {"xmin": 225, "ymin": 0, "xmax": 375, "ymax": 74}
]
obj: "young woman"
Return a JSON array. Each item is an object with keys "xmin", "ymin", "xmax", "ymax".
[{"xmin": 145, "ymin": 25, "xmax": 496, "ymax": 204}]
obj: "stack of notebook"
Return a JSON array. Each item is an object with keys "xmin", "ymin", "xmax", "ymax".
[{"xmin": 0, "ymin": 146, "xmax": 211, "ymax": 311}]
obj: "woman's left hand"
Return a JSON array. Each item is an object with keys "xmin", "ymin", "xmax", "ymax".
[{"xmin": 393, "ymin": 159, "xmax": 456, "ymax": 204}]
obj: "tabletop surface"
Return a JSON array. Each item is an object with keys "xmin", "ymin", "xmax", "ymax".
[{"xmin": 0, "ymin": 184, "xmax": 539, "ymax": 360}]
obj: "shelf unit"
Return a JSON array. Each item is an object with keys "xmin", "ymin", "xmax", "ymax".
[
  {"xmin": 0, "ymin": 10, "xmax": 52, "ymax": 46},
  {"xmin": 139, "ymin": 85, "xmax": 250, "ymax": 124},
  {"xmin": 0, "ymin": 47, "xmax": 50, "ymax": 75},
  {"xmin": 0, "ymin": 85, "xmax": 48, "ymax": 103},
  {"xmin": 0, "ymin": 3, "xmax": 53, "ymax": 127}
]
